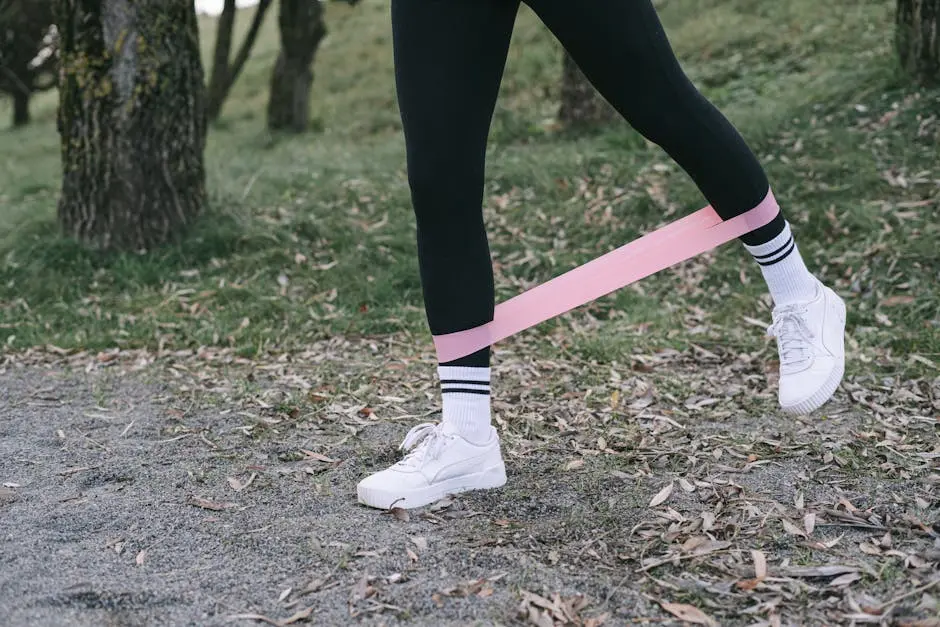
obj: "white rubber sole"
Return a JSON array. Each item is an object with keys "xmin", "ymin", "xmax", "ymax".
[
  {"xmin": 780, "ymin": 293, "xmax": 846, "ymax": 416},
  {"xmin": 357, "ymin": 464, "xmax": 507, "ymax": 510},
  {"xmin": 780, "ymin": 358, "xmax": 845, "ymax": 415}
]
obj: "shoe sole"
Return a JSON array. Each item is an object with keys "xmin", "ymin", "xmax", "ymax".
[
  {"xmin": 780, "ymin": 358, "xmax": 844, "ymax": 415},
  {"xmin": 357, "ymin": 464, "xmax": 507, "ymax": 510},
  {"xmin": 780, "ymin": 293, "xmax": 846, "ymax": 416}
]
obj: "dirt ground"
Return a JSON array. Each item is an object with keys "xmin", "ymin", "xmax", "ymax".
[{"xmin": 1, "ymin": 339, "xmax": 938, "ymax": 626}]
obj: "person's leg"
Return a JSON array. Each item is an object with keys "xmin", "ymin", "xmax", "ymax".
[
  {"xmin": 526, "ymin": 0, "xmax": 845, "ymax": 414},
  {"xmin": 357, "ymin": 0, "xmax": 519, "ymax": 509}
]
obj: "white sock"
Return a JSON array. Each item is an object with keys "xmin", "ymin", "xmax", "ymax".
[
  {"xmin": 438, "ymin": 365, "xmax": 491, "ymax": 445},
  {"xmin": 744, "ymin": 221, "xmax": 818, "ymax": 306}
]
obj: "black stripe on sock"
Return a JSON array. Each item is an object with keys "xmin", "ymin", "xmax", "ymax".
[
  {"xmin": 441, "ymin": 388, "xmax": 490, "ymax": 395},
  {"xmin": 751, "ymin": 236, "xmax": 793, "ymax": 261},
  {"xmin": 756, "ymin": 239, "xmax": 796, "ymax": 266},
  {"xmin": 440, "ymin": 379, "xmax": 490, "ymax": 386}
]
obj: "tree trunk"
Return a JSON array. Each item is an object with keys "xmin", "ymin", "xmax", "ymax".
[
  {"xmin": 897, "ymin": 0, "xmax": 940, "ymax": 84},
  {"xmin": 56, "ymin": 0, "xmax": 208, "ymax": 252},
  {"xmin": 206, "ymin": 0, "xmax": 273, "ymax": 121},
  {"xmin": 206, "ymin": 0, "xmax": 238, "ymax": 121},
  {"xmin": 0, "ymin": 0, "xmax": 56, "ymax": 128},
  {"xmin": 226, "ymin": 1, "xmax": 272, "ymax": 96},
  {"xmin": 267, "ymin": 0, "xmax": 326, "ymax": 133},
  {"xmin": 12, "ymin": 90, "xmax": 30, "ymax": 127},
  {"xmin": 557, "ymin": 51, "xmax": 617, "ymax": 129}
]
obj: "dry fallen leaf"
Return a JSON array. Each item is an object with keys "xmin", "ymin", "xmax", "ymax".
[
  {"xmin": 681, "ymin": 537, "xmax": 731, "ymax": 556},
  {"xmin": 895, "ymin": 619, "xmax": 940, "ymax": 627},
  {"xmin": 565, "ymin": 458, "xmax": 585, "ymax": 471},
  {"xmin": 681, "ymin": 536, "xmax": 709, "ymax": 553},
  {"xmin": 189, "ymin": 496, "xmax": 234, "ymax": 511},
  {"xmin": 782, "ymin": 518, "xmax": 808, "ymax": 537},
  {"xmin": 584, "ymin": 613, "xmax": 610, "ymax": 627},
  {"xmin": 96, "ymin": 350, "xmax": 119, "ymax": 363},
  {"xmin": 859, "ymin": 542, "xmax": 882, "ymax": 555},
  {"xmin": 660, "ymin": 601, "xmax": 718, "ymax": 626},
  {"xmin": 649, "ymin": 482, "xmax": 674, "ymax": 508},
  {"xmin": 349, "ymin": 573, "xmax": 371, "ymax": 602},
  {"xmin": 518, "ymin": 589, "xmax": 597, "ymax": 626},
  {"xmin": 701, "ymin": 511, "xmax": 716, "ymax": 531},
  {"xmin": 736, "ymin": 550, "xmax": 767, "ymax": 590},
  {"xmin": 829, "ymin": 571, "xmax": 863, "ymax": 587},
  {"xmin": 521, "ymin": 589, "xmax": 557, "ymax": 612},
  {"xmin": 298, "ymin": 572, "xmax": 332, "ymax": 595},
  {"xmin": 227, "ymin": 613, "xmax": 280, "ymax": 626},
  {"xmin": 803, "ymin": 535, "xmax": 845, "ymax": 550},
  {"xmin": 752, "ymin": 549, "xmax": 767, "ymax": 579},
  {"xmin": 779, "ymin": 565, "xmax": 859, "ymax": 578},
  {"xmin": 282, "ymin": 606, "xmax": 314, "ymax": 625},
  {"xmin": 301, "ymin": 450, "xmax": 340, "ymax": 463},
  {"xmin": 527, "ymin": 609, "xmax": 554, "ymax": 627},
  {"xmin": 471, "ymin": 583, "xmax": 491, "ymax": 598},
  {"xmin": 883, "ymin": 295, "xmax": 915, "ymax": 306},
  {"xmin": 804, "ymin": 512, "xmax": 816, "ymax": 535},
  {"xmin": 428, "ymin": 496, "xmax": 454, "ymax": 512},
  {"xmin": 389, "ymin": 506, "xmax": 410, "ymax": 522},
  {"xmin": 736, "ymin": 578, "xmax": 762, "ymax": 591},
  {"xmin": 837, "ymin": 498, "xmax": 859, "ymax": 513}
]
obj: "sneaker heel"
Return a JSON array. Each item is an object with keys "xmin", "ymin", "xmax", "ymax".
[{"xmin": 479, "ymin": 465, "xmax": 507, "ymax": 489}]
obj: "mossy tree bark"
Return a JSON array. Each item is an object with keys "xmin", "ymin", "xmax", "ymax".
[
  {"xmin": 56, "ymin": 0, "xmax": 207, "ymax": 251},
  {"xmin": 897, "ymin": 0, "xmax": 940, "ymax": 84},
  {"xmin": 557, "ymin": 51, "xmax": 616, "ymax": 129},
  {"xmin": 266, "ymin": 0, "xmax": 326, "ymax": 133}
]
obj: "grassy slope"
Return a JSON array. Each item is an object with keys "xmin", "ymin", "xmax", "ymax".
[{"xmin": 0, "ymin": 0, "xmax": 937, "ymax": 378}]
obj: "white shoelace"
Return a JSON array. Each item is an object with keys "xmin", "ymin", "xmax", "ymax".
[
  {"xmin": 768, "ymin": 304, "xmax": 815, "ymax": 370},
  {"xmin": 396, "ymin": 422, "xmax": 448, "ymax": 468}
]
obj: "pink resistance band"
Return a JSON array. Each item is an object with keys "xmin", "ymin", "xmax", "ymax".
[{"xmin": 432, "ymin": 189, "xmax": 780, "ymax": 362}]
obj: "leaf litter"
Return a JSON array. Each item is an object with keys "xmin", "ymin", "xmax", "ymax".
[
  {"xmin": 2, "ymin": 324, "xmax": 934, "ymax": 626},
  {"xmin": 2, "ymin": 98, "xmax": 939, "ymax": 623}
]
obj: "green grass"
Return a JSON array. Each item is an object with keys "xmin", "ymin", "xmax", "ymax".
[{"xmin": 0, "ymin": 0, "xmax": 937, "ymax": 374}]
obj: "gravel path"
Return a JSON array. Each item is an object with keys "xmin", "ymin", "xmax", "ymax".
[{"xmin": 1, "ymin": 350, "xmax": 936, "ymax": 627}]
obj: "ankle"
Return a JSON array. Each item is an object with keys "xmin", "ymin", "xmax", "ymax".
[
  {"xmin": 438, "ymin": 365, "xmax": 491, "ymax": 444},
  {"xmin": 744, "ymin": 221, "xmax": 817, "ymax": 306}
]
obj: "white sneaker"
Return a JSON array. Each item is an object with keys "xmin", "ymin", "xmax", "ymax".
[
  {"xmin": 769, "ymin": 280, "xmax": 847, "ymax": 415},
  {"xmin": 357, "ymin": 422, "xmax": 507, "ymax": 510}
]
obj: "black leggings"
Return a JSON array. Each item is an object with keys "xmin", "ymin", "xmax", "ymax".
[{"xmin": 392, "ymin": 0, "xmax": 785, "ymax": 367}]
